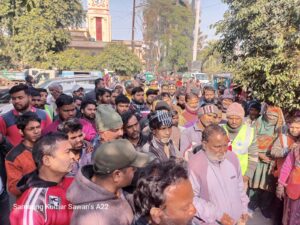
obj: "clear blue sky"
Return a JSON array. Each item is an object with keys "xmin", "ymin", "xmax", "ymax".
[{"xmin": 84, "ymin": 0, "xmax": 228, "ymax": 41}]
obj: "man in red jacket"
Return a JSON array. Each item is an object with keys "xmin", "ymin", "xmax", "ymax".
[{"xmin": 10, "ymin": 132, "xmax": 76, "ymax": 225}]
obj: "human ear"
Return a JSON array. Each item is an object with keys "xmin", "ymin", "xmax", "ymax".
[{"xmin": 150, "ymin": 207, "xmax": 162, "ymax": 224}]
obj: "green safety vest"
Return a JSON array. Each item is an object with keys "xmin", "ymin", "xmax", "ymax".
[{"xmin": 223, "ymin": 124, "xmax": 254, "ymax": 175}]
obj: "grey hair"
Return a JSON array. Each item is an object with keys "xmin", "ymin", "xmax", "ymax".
[
  {"xmin": 48, "ymin": 83, "xmax": 63, "ymax": 91},
  {"xmin": 202, "ymin": 124, "xmax": 227, "ymax": 142}
]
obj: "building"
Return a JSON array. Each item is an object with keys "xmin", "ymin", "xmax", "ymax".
[{"xmin": 69, "ymin": 0, "xmax": 144, "ymax": 63}]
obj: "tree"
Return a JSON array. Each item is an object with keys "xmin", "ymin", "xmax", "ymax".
[
  {"xmin": 143, "ymin": 0, "xmax": 195, "ymax": 72},
  {"xmin": 96, "ymin": 43, "xmax": 142, "ymax": 76},
  {"xmin": 197, "ymin": 41, "xmax": 225, "ymax": 74},
  {"xmin": 0, "ymin": 0, "xmax": 84, "ymax": 68},
  {"xmin": 215, "ymin": 0, "xmax": 300, "ymax": 110}
]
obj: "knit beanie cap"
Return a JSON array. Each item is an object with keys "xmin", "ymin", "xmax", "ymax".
[
  {"xmin": 226, "ymin": 102, "xmax": 245, "ymax": 119},
  {"xmin": 96, "ymin": 104, "xmax": 123, "ymax": 131}
]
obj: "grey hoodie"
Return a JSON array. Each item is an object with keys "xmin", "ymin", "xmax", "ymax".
[{"xmin": 67, "ymin": 165, "xmax": 134, "ymax": 225}]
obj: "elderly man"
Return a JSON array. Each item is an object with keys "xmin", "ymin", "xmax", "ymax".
[
  {"xmin": 180, "ymin": 104, "xmax": 218, "ymax": 160},
  {"xmin": 133, "ymin": 160, "xmax": 196, "ymax": 225},
  {"xmin": 222, "ymin": 102, "xmax": 258, "ymax": 190},
  {"xmin": 47, "ymin": 83, "xmax": 63, "ymax": 116},
  {"xmin": 189, "ymin": 124, "xmax": 249, "ymax": 225}
]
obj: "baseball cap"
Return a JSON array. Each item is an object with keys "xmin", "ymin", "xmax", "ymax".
[{"xmin": 93, "ymin": 139, "xmax": 151, "ymax": 175}]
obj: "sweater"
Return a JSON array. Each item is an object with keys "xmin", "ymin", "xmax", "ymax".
[
  {"xmin": 188, "ymin": 150, "xmax": 249, "ymax": 224},
  {"xmin": 5, "ymin": 143, "xmax": 37, "ymax": 196},
  {"xmin": 67, "ymin": 165, "xmax": 134, "ymax": 225},
  {"xmin": 0, "ymin": 107, "xmax": 51, "ymax": 147}
]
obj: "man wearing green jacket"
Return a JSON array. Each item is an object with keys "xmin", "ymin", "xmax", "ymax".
[{"xmin": 222, "ymin": 102, "xmax": 259, "ymax": 190}]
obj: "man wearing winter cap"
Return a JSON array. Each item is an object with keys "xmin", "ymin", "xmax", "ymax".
[
  {"xmin": 222, "ymin": 102, "xmax": 258, "ymax": 190},
  {"xmin": 96, "ymin": 104, "xmax": 123, "ymax": 143},
  {"xmin": 180, "ymin": 104, "xmax": 218, "ymax": 160},
  {"xmin": 67, "ymin": 139, "xmax": 151, "ymax": 225}
]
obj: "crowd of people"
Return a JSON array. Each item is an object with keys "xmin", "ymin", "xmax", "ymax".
[{"xmin": 0, "ymin": 75, "xmax": 299, "ymax": 225}]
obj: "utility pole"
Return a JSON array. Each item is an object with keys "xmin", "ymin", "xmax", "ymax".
[
  {"xmin": 192, "ymin": 0, "xmax": 200, "ymax": 62},
  {"xmin": 131, "ymin": 0, "xmax": 136, "ymax": 52}
]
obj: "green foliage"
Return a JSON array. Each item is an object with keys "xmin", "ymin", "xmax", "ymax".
[
  {"xmin": 0, "ymin": 0, "xmax": 84, "ymax": 68},
  {"xmin": 34, "ymin": 44, "xmax": 142, "ymax": 76},
  {"xmin": 197, "ymin": 41, "xmax": 226, "ymax": 74},
  {"xmin": 143, "ymin": 0, "xmax": 195, "ymax": 72},
  {"xmin": 215, "ymin": 0, "xmax": 300, "ymax": 110},
  {"xmin": 96, "ymin": 43, "xmax": 142, "ymax": 76}
]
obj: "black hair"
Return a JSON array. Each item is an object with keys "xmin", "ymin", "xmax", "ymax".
[
  {"xmin": 133, "ymin": 160, "xmax": 188, "ymax": 216},
  {"xmin": 73, "ymin": 96, "xmax": 83, "ymax": 102},
  {"xmin": 176, "ymin": 91, "xmax": 185, "ymax": 100},
  {"xmin": 115, "ymin": 94, "xmax": 130, "ymax": 105},
  {"xmin": 202, "ymin": 124, "xmax": 227, "ymax": 142},
  {"xmin": 146, "ymin": 89, "xmax": 159, "ymax": 97},
  {"xmin": 57, "ymin": 118, "xmax": 83, "ymax": 133},
  {"xmin": 160, "ymin": 92, "xmax": 171, "ymax": 99},
  {"xmin": 55, "ymin": 94, "xmax": 74, "ymax": 108},
  {"xmin": 16, "ymin": 112, "xmax": 41, "ymax": 131},
  {"xmin": 131, "ymin": 87, "xmax": 144, "ymax": 96},
  {"xmin": 203, "ymin": 86, "xmax": 215, "ymax": 94},
  {"xmin": 120, "ymin": 110, "xmax": 136, "ymax": 128},
  {"xmin": 29, "ymin": 89, "xmax": 41, "ymax": 97},
  {"xmin": 9, "ymin": 84, "xmax": 30, "ymax": 95},
  {"xmin": 95, "ymin": 78, "xmax": 104, "ymax": 86},
  {"xmin": 32, "ymin": 132, "xmax": 68, "ymax": 169},
  {"xmin": 80, "ymin": 99, "xmax": 97, "ymax": 110},
  {"xmin": 37, "ymin": 88, "xmax": 48, "ymax": 94},
  {"xmin": 185, "ymin": 92, "xmax": 198, "ymax": 102},
  {"xmin": 96, "ymin": 88, "xmax": 111, "ymax": 100}
]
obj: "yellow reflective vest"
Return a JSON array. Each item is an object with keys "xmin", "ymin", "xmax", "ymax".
[{"xmin": 223, "ymin": 124, "xmax": 254, "ymax": 175}]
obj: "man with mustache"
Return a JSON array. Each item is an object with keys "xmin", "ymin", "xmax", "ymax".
[
  {"xmin": 5, "ymin": 112, "xmax": 42, "ymax": 197},
  {"xmin": 132, "ymin": 160, "xmax": 196, "ymax": 225},
  {"xmin": 0, "ymin": 84, "xmax": 51, "ymax": 147},
  {"xmin": 189, "ymin": 125, "xmax": 249, "ymax": 225},
  {"xmin": 222, "ymin": 102, "xmax": 258, "ymax": 191}
]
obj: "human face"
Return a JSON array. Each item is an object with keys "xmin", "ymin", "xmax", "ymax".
[
  {"xmin": 289, "ymin": 122, "xmax": 300, "ymax": 137},
  {"xmin": 21, "ymin": 121, "xmax": 41, "ymax": 143},
  {"xmin": 31, "ymin": 96, "xmax": 42, "ymax": 109},
  {"xmin": 204, "ymin": 90, "xmax": 215, "ymax": 102},
  {"xmin": 153, "ymin": 126, "xmax": 172, "ymax": 143},
  {"xmin": 203, "ymin": 133, "xmax": 228, "ymax": 162},
  {"xmin": 77, "ymin": 89, "xmax": 84, "ymax": 97},
  {"xmin": 157, "ymin": 179, "xmax": 196, "ymax": 225},
  {"xmin": 147, "ymin": 94, "xmax": 156, "ymax": 105},
  {"xmin": 177, "ymin": 95, "xmax": 185, "ymax": 106},
  {"xmin": 11, "ymin": 91, "xmax": 31, "ymax": 112},
  {"xmin": 227, "ymin": 115, "xmax": 243, "ymax": 129},
  {"xmin": 125, "ymin": 116, "xmax": 140, "ymax": 140},
  {"xmin": 111, "ymin": 92, "xmax": 119, "ymax": 105},
  {"xmin": 265, "ymin": 111, "xmax": 278, "ymax": 126},
  {"xmin": 172, "ymin": 114, "xmax": 179, "ymax": 127},
  {"xmin": 161, "ymin": 86, "xmax": 169, "ymax": 93},
  {"xmin": 40, "ymin": 92, "xmax": 48, "ymax": 105},
  {"xmin": 162, "ymin": 96, "xmax": 172, "ymax": 107},
  {"xmin": 100, "ymin": 92, "xmax": 111, "ymax": 104},
  {"xmin": 222, "ymin": 98, "xmax": 233, "ymax": 110},
  {"xmin": 57, "ymin": 104, "xmax": 76, "ymax": 121},
  {"xmin": 74, "ymin": 99, "xmax": 82, "ymax": 110},
  {"xmin": 81, "ymin": 104, "xmax": 96, "ymax": 120},
  {"xmin": 96, "ymin": 80, "xmax": 105, "ymax": 89},
  {"xmin": 133, "ymin": 91, "xmax": 144, "ymax": 104},
  {"xmin": 49, "ymin": 87, "xmax": 62, "ymax": 100},
  {"xmin": 45, "ymin": 140, "xmax": 75, "ymax": 174},
  {"xmin": 100, "ymin": 126, "xmax": 124, "ymax": 143},
  {"xmin": 249, "ymin": 108, "xmax": 260, "ymax": 121},
  {"xmin": 187, "ymin": 97, "xmax": 199, "ymax": 110},
  {"xmin": 68, "ymin": 130, "xmax": 85, "ymax": 151},
  {"xmin": 114, "ymin": 167, "xmax": 136, "ymax": 188},
  {"xmin": 116, "ymin": 103, "xmax": 129, "ymax": 114},
  {"xmin": 200, "ymin": 113, "xmax": 217, "ymax": 127},
  {"xmin": 169, "ymin": 85, "xmax": 176, "ymax": 96}
]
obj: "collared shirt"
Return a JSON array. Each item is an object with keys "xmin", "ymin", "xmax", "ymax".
[{"xmin": 180, "ymin": 123, "xmax": 204, "ymax": 153}]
